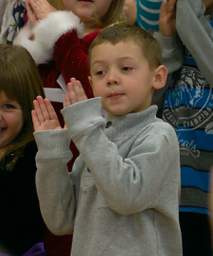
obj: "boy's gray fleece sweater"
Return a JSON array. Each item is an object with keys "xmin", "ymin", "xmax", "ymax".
[{"xmin": 34, "ymin": 98, "xmax": 182, "ymax": 256}]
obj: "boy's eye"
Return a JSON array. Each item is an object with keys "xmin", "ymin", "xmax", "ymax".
[
  {"xmin": 95, "ymin": 70, "xmax": 104, "ymax": 76},
  {"xmin": 122, "ymin": 66, "xmax": 133, "ymax": 72}
]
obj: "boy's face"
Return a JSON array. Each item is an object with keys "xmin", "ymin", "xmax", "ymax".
[{"xmin": 89, "ymin": 40, "xmax": 162, "ymax": 116}]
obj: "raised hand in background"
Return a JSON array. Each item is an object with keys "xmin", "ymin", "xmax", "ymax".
[
  {"xmin": 159, "ymin": 0, "xmax": 177, "ymax": 36},
  {"xmin": 25, "ymin": 0, "xmax": 56, "ymax": 26}
]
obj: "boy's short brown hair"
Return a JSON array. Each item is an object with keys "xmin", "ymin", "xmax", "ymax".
[
  {"xmin": 89, "ymin": 23, "xmax": 162, "ymax": 69},
  {"xmin": 100, "ymin": 0, "xmax": 125, "ymax": 27}
]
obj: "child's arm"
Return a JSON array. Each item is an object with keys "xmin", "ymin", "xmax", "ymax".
[
  {"xmin": 32, "ymin": 96, "xmax": 76, "ymax": 235},
  {"xmin": 176, "ymin": 0, "xmax": 213, "ymax": 86},
  {"xmin": 62, "ymin": 80, "xmax": 180, "ymax": 215},
  {"xmin": 155, "ymin": 0, "xmax": 183, "ymax": 73}
]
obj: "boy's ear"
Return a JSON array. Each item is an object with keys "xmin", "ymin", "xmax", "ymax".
[{"xmin": 152, "ymin": 65, "xmax": 168, "ymax": 90}]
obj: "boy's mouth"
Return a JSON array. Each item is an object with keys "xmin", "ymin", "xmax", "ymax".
[{"xmin": 107, "ymin": 92, "xmax": 125, "ymax": 98}]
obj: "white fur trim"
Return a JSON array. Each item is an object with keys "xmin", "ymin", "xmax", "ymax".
[
  {"xmin": 14, "ymin": 11, "xmax": 84, "ymax": 64},
  {"xmin": 14, "ymin": 24, "xmax": 52, "ymax": 64},
  {"xmin": 34, "ymin": 11, "xmax": 84, "ymax": 52}
]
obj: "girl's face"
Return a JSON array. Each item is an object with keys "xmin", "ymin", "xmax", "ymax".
[
  {"xmin": 0, "ymin": 91, "xmax": 23, "ymax": 148},
  {"xmin": 62, "ymin": 0, "xmax": 112, "ymax": 22}
]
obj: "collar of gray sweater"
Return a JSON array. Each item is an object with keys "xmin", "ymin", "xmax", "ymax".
[{"xmin": 104, "ymin": 105, "xmax": 158, "ymax": 141}]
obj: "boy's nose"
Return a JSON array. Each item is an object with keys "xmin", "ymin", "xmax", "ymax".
[
  {"xmin": 106, "ymin": 69, "xmax": 119, "ymax": 86},
  {"xmin": 107, "ymin": 79, "xmax": 118, "ymax": 86}
]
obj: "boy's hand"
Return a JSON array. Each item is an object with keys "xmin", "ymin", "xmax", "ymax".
[
  {"xmin": 27, "ymin": 0, "xmax": 56, "ymax": 22},
  {"xmin": 32, "ymin": 96, "xmax": 62, "ymax": 131},
  {"xmin": 159, "ymin": 0, "xmax": 177, "ymax": 36},
  {"xmin": 64, "ymin": 78, "xmax": 88, "ymax": 107}
]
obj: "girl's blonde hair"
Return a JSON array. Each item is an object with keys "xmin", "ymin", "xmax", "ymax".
[
  {"xmin": 0, "ymin": 44, "xmax": 44, "ymax": 161},
  {"xmin": 48, "ymin": 0, "xmax": 125, "ymax": 27},
  {"xmin": 99, "ymin": 0, "xmax": 125, "ymax": 28},
  {"xmin": 48, "ymin": 0, "xmax": 64, "ymax": 10}
]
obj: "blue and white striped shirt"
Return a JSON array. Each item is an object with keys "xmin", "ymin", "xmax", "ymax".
[{"xmin": 136, "ymin": 0, "xmax": 163, "ymax": 31}]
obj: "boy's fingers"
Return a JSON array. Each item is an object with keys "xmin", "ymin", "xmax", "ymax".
[
  {"xmin": 44, "ymin": 98, "xmax": 58, "ymax": 120},
  {"xmin": 31, "ymin": 109, "xmax": 40, "ymax": 130},
  {"xmin": 66, "ymin": 78, "xmax": 87, "ymax": 104},
  {"xmin": 72, "ymin": 79, "xmax": 87, "ymax": 101},
  {"xmin": 33, "ymin": 100, "xmax": 43, "ymax": 123},
  {"xmin": 67, "ymin": 82, "xmax": 77, "ymax": 103},
  {"xmin": 63, "ymin": 95, "xmax": 71, "ymax": 107},
  {"xmin": 33, "ymin": 97, "xmax": 46, "ymax": 123},
  {"xmin": 36, "ymin": 96, "xmax": 51, "ymax": 121}
]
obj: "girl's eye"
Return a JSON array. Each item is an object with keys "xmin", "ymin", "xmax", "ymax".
[{"xmin": 1, "ymin": 104, "xmax": 16, "ymax": 110}]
